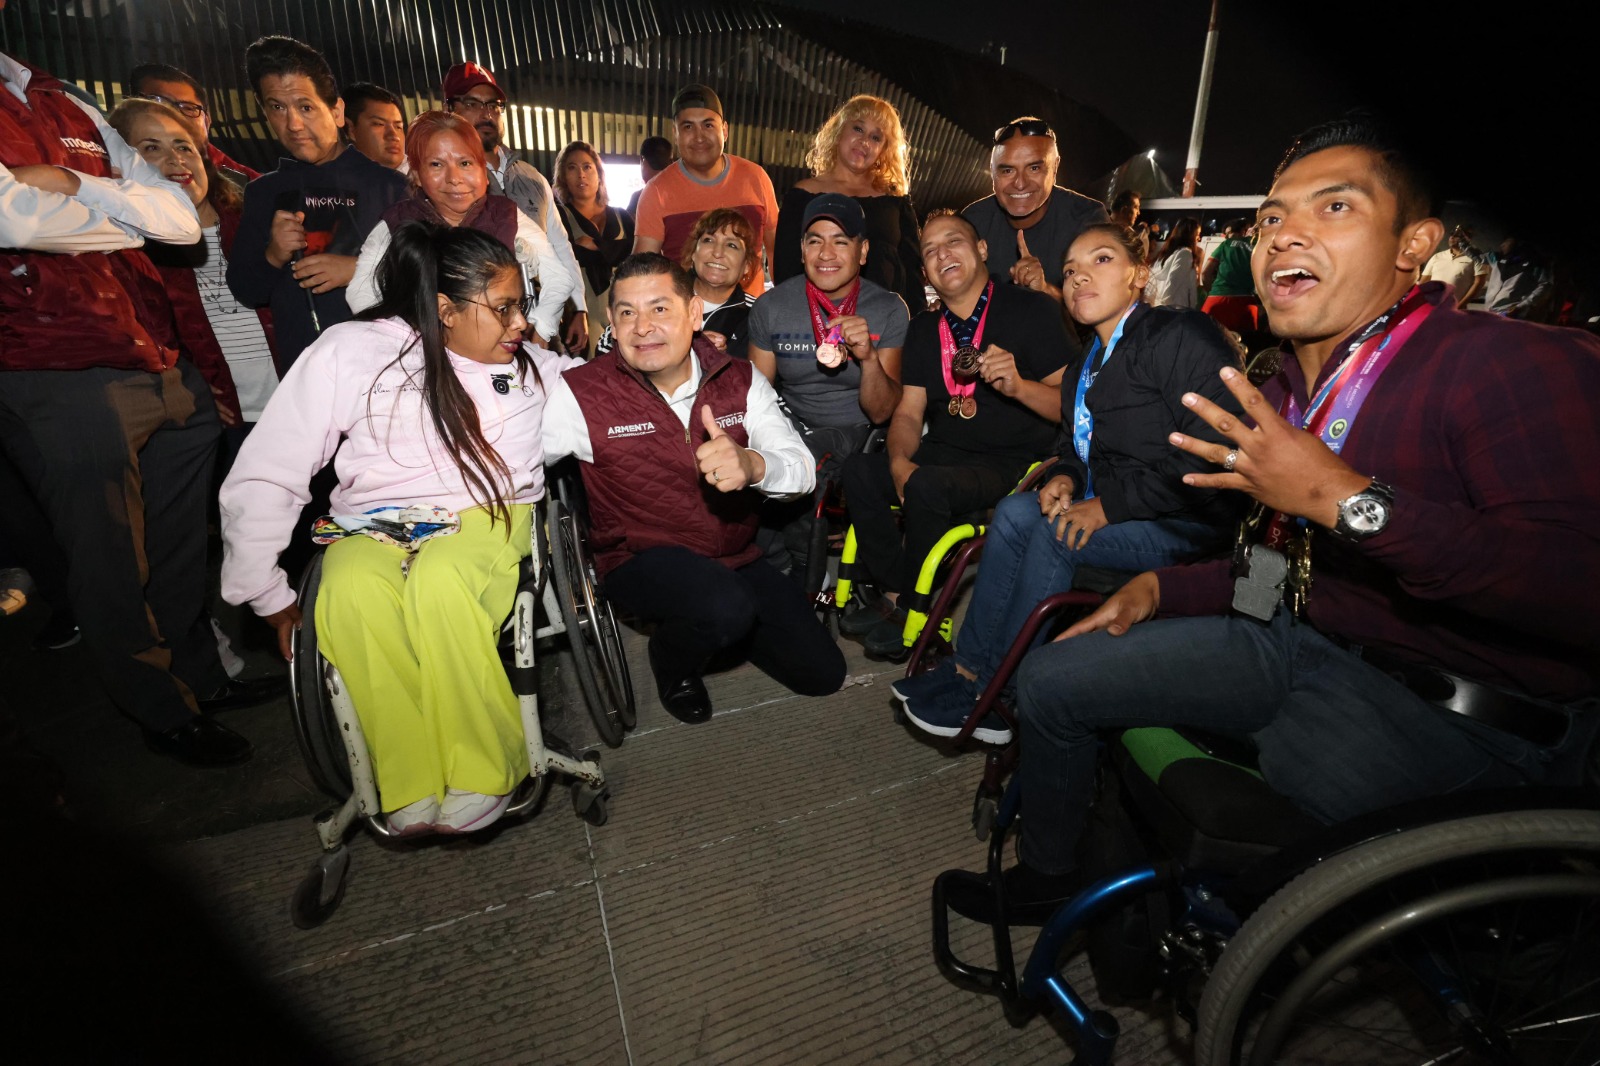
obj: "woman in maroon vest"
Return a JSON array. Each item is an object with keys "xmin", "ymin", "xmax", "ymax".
[{"xmin": 347, "ymin": 111, "xmax": 575, "ymax": 347}]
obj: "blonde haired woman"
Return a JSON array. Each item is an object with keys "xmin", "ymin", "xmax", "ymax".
[{"xmin": 773, "ymin": 94, "xmax": 925, "ymax": 308}]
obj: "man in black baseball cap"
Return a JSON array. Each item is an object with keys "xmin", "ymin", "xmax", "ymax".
[
  {"xmin": 632, "ymin": 83, "xmax": 779, "ymax": 296},
  {"xmin": 746, "ymin": 191, "xmax": 911, "ymax": 575}
]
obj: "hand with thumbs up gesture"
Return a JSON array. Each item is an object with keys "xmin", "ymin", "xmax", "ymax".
[
  {"xmin": 695, "ymin": 405, "xmax": 766, "ymax": 492},
  {"xmin": 1009, "ymin": 229, "xmax": 1062, "ymax": 302}
]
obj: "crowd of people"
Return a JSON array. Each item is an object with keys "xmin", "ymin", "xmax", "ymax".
[{"xmin": 2, "ymin": 15, "xmax": 1595, "ymax": 876}]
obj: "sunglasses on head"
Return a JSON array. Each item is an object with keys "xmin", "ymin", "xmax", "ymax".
[{"xmin": 993, "ymin": 119, "xmax": 1055, "ymax": 145}]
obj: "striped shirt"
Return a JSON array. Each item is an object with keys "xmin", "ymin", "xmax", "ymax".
[{"xmin": 196, "ymin": 224, "xmax": 278, "ymax": 421}]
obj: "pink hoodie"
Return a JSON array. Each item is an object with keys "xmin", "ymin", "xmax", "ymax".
[{"xmin": 220, "ymin": 316, "xmax": 581, "ymax": 616}]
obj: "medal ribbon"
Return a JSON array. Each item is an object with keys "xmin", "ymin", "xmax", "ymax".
[
  {"xmin": 805, "ymin": 278, "xmax": 861, "ymax": 352},
  {"xmin": 1262, "ymin": 286, "xmax": 1437, "ymax": 549},
  {"xmin": 938, "ymin": 281, "xmax": 993, "ymax": 404},
  {"xmin": 1070, "ymin": 303, "xmax": 1136, "ymax": 499}
]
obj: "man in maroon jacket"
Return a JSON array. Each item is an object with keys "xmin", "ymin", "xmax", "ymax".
[
  {"xmin": 543, "ymin": 254, "xmax": 843, "ymax": 723},
  {"xmin": 942, "ymin": 115, "xmax": 1600, "ymax": 921},
  {"xmin": 0, "ymin": 20, "xmax": 262, "ymax": 766}
]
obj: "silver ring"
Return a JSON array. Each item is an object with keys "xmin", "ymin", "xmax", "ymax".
[
  {"xmin": 712, "ymin": 470, "xmax": 722, "ymax": 482},
  {"xmin": 1222, "ymin": 450, "xmax": 1239, "ymax": 473}
]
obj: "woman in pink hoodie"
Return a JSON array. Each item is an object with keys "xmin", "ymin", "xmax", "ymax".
[{"xmin": 220, "ymin": 222, "xmax": 581, "ymax": 835}]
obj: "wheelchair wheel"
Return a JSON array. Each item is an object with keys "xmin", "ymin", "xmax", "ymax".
[
  {"xmin": 548, "ymin": 499, "xmax": 635, "ymax": 747},
  {"xmin": 1195, "ymin": 808, "xmax": 1600, "ymax": 1066},
  {"xmin": 288, "ymin": 553, "xmax": 352, "ymax": 798}
]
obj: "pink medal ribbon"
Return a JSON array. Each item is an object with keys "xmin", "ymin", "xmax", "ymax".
[
  {"xmin": 938, "ymin": 281, "xmax": 993, "ymax": 419},
  {"xmin": 806, "ymin": 278, "xmax": 861, "ymax": 368}
]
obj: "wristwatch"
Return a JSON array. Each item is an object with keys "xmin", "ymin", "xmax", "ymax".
[{"xmin": 1331, "ymin": 479, "xmax": 1395, "ymax": 542}]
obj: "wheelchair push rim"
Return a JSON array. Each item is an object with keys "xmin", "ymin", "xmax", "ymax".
[
  {"xmin": 1195, "ymin": 808, "xmax": 1600, "ymax": 1066},
  {"xmin": 548, "ymin": 499, "xmax": 635, "ymax": 746},
  {"xmin": 288, "ymin": 552, "xmax": 353, "ymax": 798}
]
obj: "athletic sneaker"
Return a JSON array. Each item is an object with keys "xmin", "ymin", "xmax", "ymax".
[
  {"xmin": 438, "ymin": 789, "xmax": 511, "ymax": 833},
  {"xmin": 902, "ymin": 678, "xmax": 1013, "ymax": 745},
  {"xmin": 387, "ymin": 795, "xmax": 439, "ymax": 836},
  {"xmin": 890, "ymin": 658, "xmax": 962, "ymax": 706}
]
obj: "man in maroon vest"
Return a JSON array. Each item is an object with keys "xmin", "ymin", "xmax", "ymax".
[
  {"xmin": 0, "ymin": 23, "xmax": 258, "ymax": 766},
  {"xmin": 543, "ymin": 253, "xmax": 845, "ymax": 722}
]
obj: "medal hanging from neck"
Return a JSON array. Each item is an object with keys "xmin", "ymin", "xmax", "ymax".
[
  {"xmin": 939, "ymin": 281, "xmax": 993, "ymax": 419},
  {"xmin": 807, "ymin": 278, "xmax": 861, "ymax": 369},
  {"xmin": 1232, "ymin": 287, "xmax": 1438, "ymax": 621}
]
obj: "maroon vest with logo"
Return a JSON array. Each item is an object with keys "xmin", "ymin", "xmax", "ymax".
[
  {"xmin": 563, "ymin": 337, "xmax": 762, "ymax": 577},
  {"xmin": 382, "ymin": 190, "xmax": 520, "ymax": 251},
  {"xmin": 0, "ymin": 61, "xmax": 180, "ymax": 372}
]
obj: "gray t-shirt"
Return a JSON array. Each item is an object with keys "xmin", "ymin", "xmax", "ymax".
[{"xmin": 747, "ymin": 275, "xmax": 910, "ymax": 429}]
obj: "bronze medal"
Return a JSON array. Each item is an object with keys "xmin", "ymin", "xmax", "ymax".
[
  {"xmin": 947, "ymin": 396, "xmax": 961, "ymax": 417},
  {"xmin": 959, "ymin": 396, "xmax": 977, "ymax": 419},
  {"xmin": 816, "ymin": 341, "xmax": 844, "ymax": 368},
  {"xmin": 951, "ymin": 345, "xmax": 981, "ymax": 381}
]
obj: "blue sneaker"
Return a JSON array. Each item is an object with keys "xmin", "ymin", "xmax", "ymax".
[
  {"xmin": 903, "ymin": 676, "xmax": 1013, "ymax": 745},
  {"xmin": 890, "ymin": 658, "xmax": 960, "ymax": 705}
]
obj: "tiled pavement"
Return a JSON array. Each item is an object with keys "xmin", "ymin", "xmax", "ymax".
[{"xmin": 9, "ymin": 599, "xmax": 1192, "ymax": 1065}]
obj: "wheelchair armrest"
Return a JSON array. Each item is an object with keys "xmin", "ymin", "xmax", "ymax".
[{"xmin": 1013, "ymin": 457, "xmax": 1060, "ymax": 493}]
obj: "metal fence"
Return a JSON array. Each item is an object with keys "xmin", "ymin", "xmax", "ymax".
[{"xmin": 2, "ymin": 0, "xmax": 1127, "ymax": 212}]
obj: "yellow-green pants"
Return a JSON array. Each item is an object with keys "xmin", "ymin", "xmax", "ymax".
[{"xmin": 315, "ymin": 505, "xmax": 531, "ymax": 812}]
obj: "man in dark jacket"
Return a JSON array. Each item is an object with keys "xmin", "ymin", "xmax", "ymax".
[
  {"xmin": 226, "ymin": 35, "xmax": 406, "ymax": 369},
  {"xmin": 1, "ymin": 32, "xmax": 258, "ymax": 765},
  {"xmin": 542, "ymin": 254, "xmax": 842, "ymax": 723}
]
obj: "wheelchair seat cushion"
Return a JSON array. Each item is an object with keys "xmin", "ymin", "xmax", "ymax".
[{"xmin": 1116, "ymin": 727, "xmax": 1320, "ymax": 875}]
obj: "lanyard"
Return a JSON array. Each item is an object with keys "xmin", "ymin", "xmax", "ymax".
[
  {"xmin": 1263, "ymin": 287, "xmax": 1436, "ymax": 549},
  {"xmin": 938, "ymin": 281, "xmax": 993, "ymax": 403},
  {"xmin": 805, "ymin": 278, "xmax": 861, "ymax": 350},
  {"xmin": 1070, "ymin": 303, "xmax": 1136, "ymax": 499}
]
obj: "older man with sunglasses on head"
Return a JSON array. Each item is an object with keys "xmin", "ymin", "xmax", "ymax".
[{"xmin": 963, "ymin": 116, "xmax": 1108, "ymax": 328}]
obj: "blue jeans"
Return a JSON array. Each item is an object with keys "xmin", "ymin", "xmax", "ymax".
[
  {"xmin": 1013, "ymin": 611, "xmax": 1553, "ymax": 874},
  {"xmin": 954, "ymin": 492, "xmax": 1227, "ymax": 686}
]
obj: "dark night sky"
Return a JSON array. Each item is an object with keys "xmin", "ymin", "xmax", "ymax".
[{"xmin": 773, "ymin": 0, "xmax": 1587, "ymax": 252}]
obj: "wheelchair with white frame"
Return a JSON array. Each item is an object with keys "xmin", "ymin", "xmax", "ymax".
[{"xmin": 285, "ymin": 481, "xmax": 634, "ymax": 929}]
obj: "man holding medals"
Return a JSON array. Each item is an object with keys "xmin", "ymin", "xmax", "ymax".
[
  {"xmin": 940, "ymin": 117, "xmax": 1600, "ymax": 923},
  {"xmin": 841, "ymin": 210, "xmax": 1070, "ymax": 660},
  {"xmin": 748, "ymin": 194, "xmax": 910, "ymax": 572}
]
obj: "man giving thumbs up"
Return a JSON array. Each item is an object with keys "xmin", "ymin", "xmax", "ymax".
[
  {"xmin": 961, "ymin": 115, "xmax": 1107, "ymax": 319},
  {"xmin": 542, "ymin": 253, "xmax": 846, "ymax": 723}
]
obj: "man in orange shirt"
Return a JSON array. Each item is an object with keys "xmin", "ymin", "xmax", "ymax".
[{"xmin": 633, "ymin": 84, "xmax": 778, "ymax": 298}]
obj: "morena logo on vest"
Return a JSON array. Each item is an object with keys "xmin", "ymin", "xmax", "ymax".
[{"xmin": 59, "ymin": 135, "xmax": 108, "ymax": 158}]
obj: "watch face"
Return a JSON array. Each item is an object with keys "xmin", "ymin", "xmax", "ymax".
[{"xmin": 1347, "ymin": 495, "xmax": 1390, "ymax": 533}]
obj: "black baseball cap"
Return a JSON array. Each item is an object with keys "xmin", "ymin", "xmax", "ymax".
[
  {"xmin": 670, "ymin": 83, "xmax": 723, "ymax": 119},
  {"xmin": 801, "ymin": 193, "xmax": 865, "ymax": 239}
]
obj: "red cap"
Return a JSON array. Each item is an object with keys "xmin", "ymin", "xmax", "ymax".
[{"xmin": 442, "ymin": 62, "xmax": 504, "ymax": 102}]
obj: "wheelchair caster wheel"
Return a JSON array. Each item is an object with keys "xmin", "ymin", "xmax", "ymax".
[
  {"xmin": 290, "ymin": 846, "xmax": 350, "ymax": 930},
  {"xmin": 893, "ymin": 704, "xmax": 907, "ymax": 726},
  {"xmin": 972, "ymin": 795, "xmax": 997, "ymax": 842},
  {"xmin": 572, "ymin": 781, "xmax": 610, "ymax": 826}
]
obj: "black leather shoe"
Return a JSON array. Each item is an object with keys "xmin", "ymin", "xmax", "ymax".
[
  {"xmin": 143, "ymin": 717, "xmax": 253, "ymax": 768},
  {"xmin": 940, "ymin": 862, "xmax": 1087, "ymax": 926},
  {"xmin": 198, "ymin": 674, "xmax": 288, "ymax": 714},
  {"xmin": 658, "ymin": 676, "xmax": 713, "ymax": 724}
]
